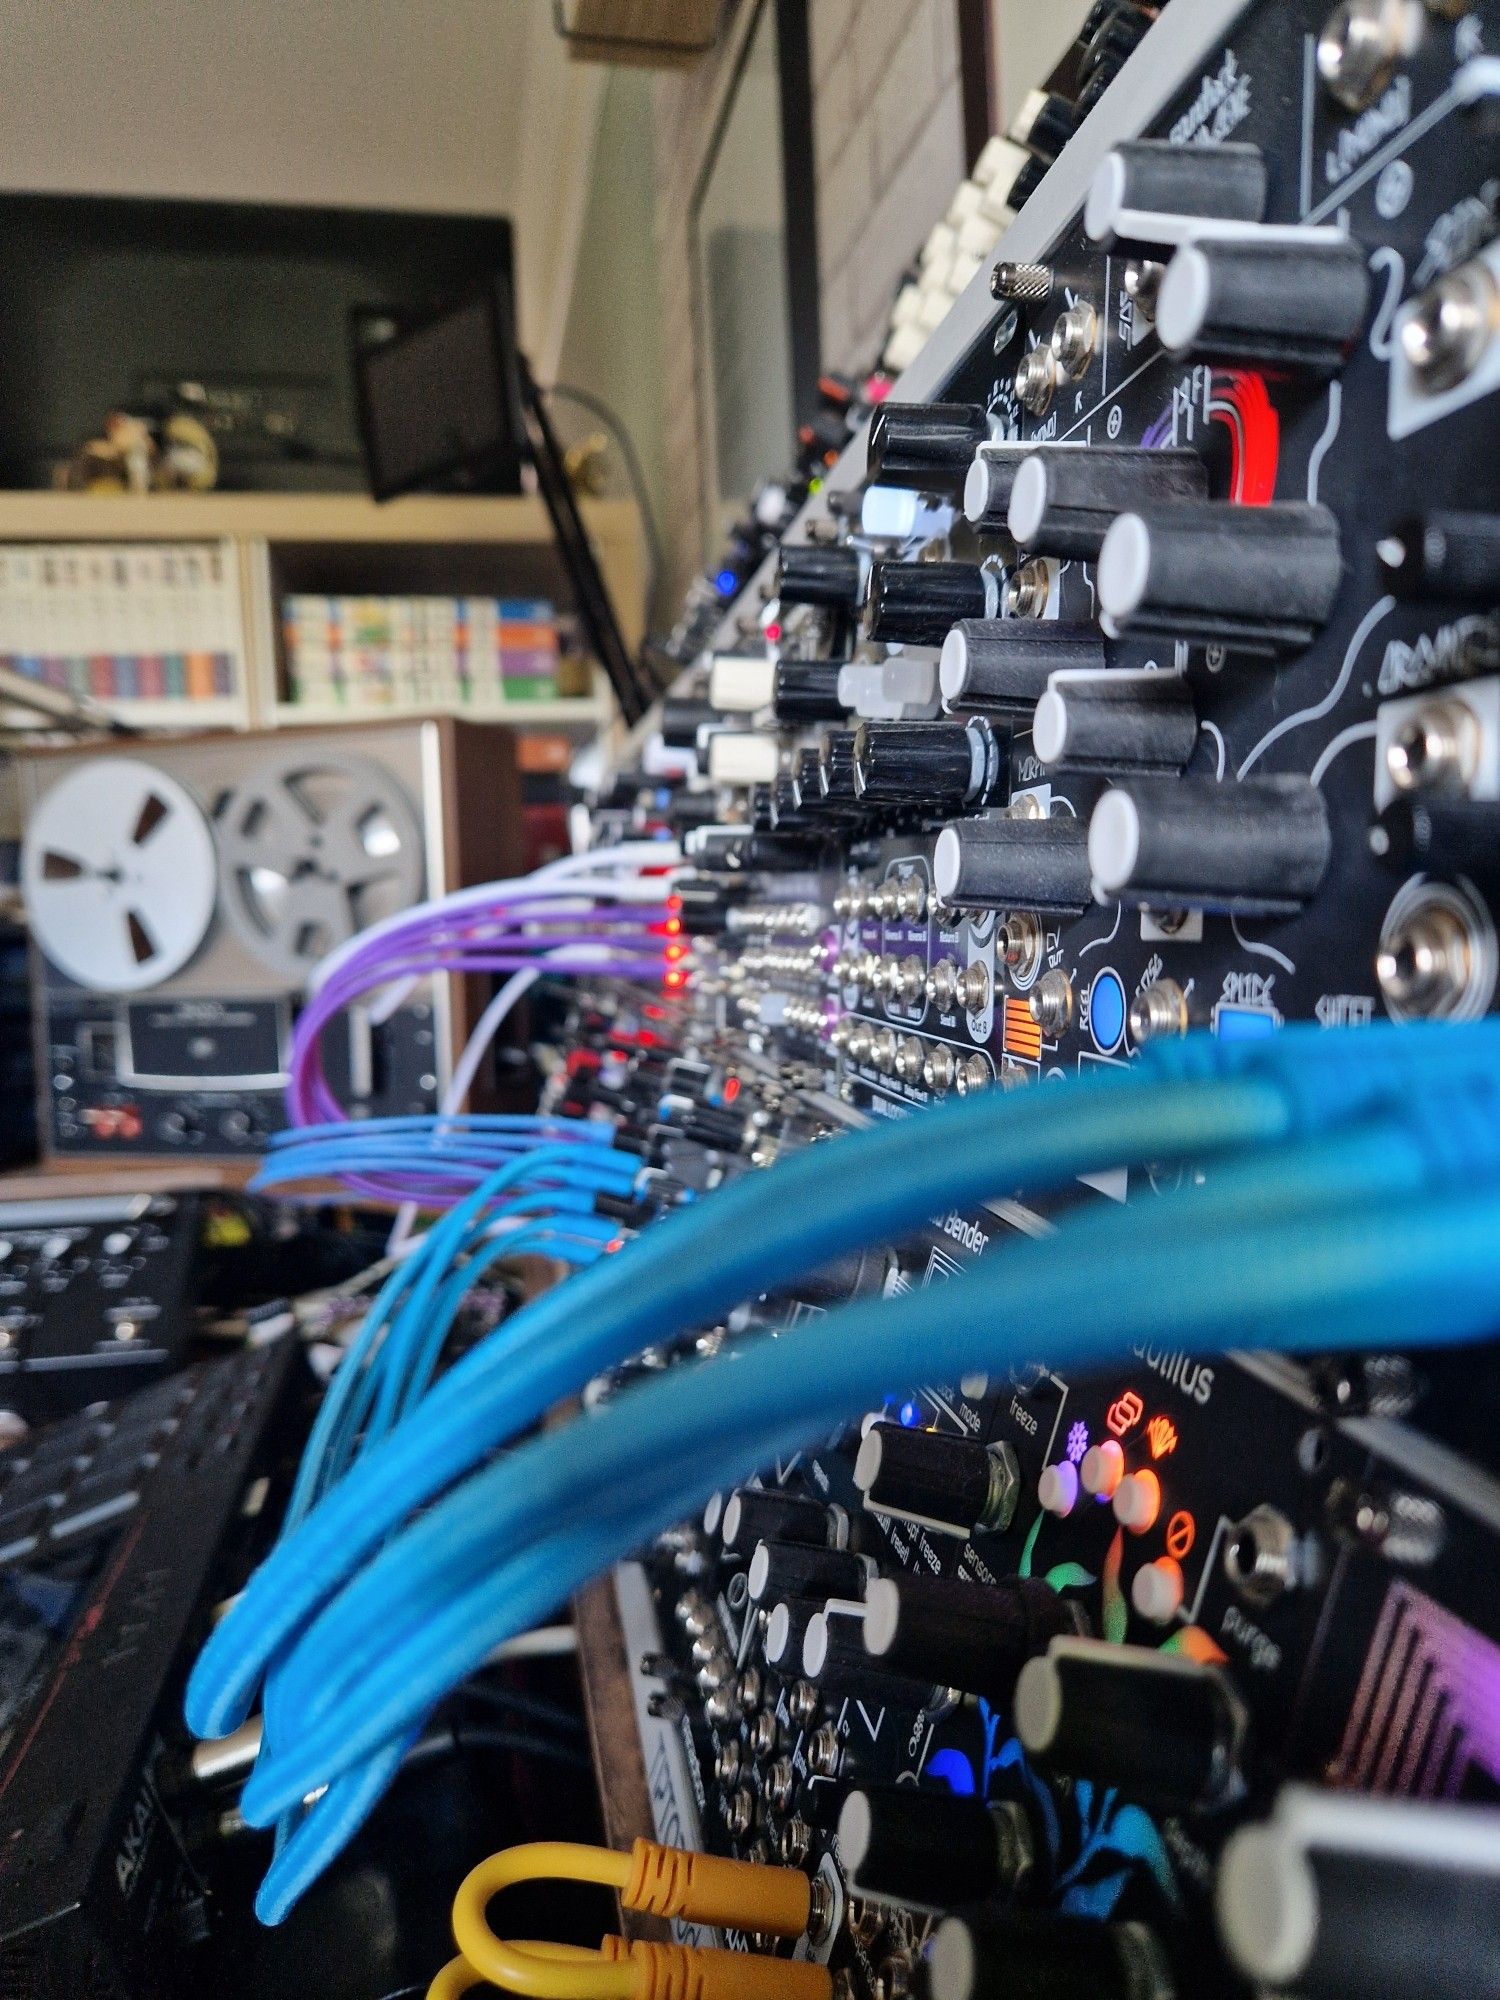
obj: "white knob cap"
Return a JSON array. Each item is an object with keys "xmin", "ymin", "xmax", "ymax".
[
  {"xmin": 1080, "ymin": 1438, "xmax": 1124, "ymax": 1499},
  {"xmin": 1131, "ymin": 1556, "xmax": 1184, "ymax": 1625}
]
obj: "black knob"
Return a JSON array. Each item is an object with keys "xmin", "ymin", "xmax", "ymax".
[
  {"xmin": 659, "ymin": 698, "xmax": 718, "ymax": 748},
  {"xmin": 962, "ymin": 444, "xmax": 1032, "ymax": 533},
  {"xmin": 1006, "ymin": 158, "xmax": 1046, "ymax": 211},
  {"xmin": 1078, "ymin": 8, "xmax": 1154, "ymax": 91},
  {"xmin": 1012, "ymin": 88, "xmax": 1077, "ymax": 166},
  {"xmin": 1007, "ymin": 445, "xmax": 1207, "ymax": 558},
  {"xmin": 746, "ymin": 1538, "xmax": 871, "ymax": 1607},
  {"xmin": 867, "ymin": 560, "xmax": 999, "ymax": 646},
  {"xmin": 837, "ymin": 1787, "xmax": 1016, "ymax": 1912},
  {"xmin": 1155, "ymin": 234, "xmax": 1370, "ymax": 373},
  {"xmin": 1089, "ymin": 773, "xmax": 1331, "ymax": 915},
  {"xmin": 1085, "ymin": 138, "xmax": 1267, "ymax": 244},
  {"xmin": 774, "ymin": 661, "xmax": 849, "ymax": 723},
  {"xmin": 762, "ymin": 1597, "xmax": 819, "ymax": 1673},
  {"xmin": 671, "ymin": 876, "xmax": 745, "ymax": 936},
  {"xmin": 715, "ymin": 1485, "xmax": 833, "ymax": 1558},
  {"xmin": 818, "ymin": 729, "xmax": 863, "ymax": 808},
  {"xmin": 777, "ymin": 544, "xmax": 865, "ymax": 611},
  {"xmin": 769, "ymin": 776, "xmax": 817, "ymax": 833},
  {"xmin": 800, "ymin": 1608, "xmax": 935, "ymax": 1700},
  {"xmin": 853, "ymin": 1422, "xmax": 1021, "ymax": 1537},
  {"xmin": 853, "ymin": 718, "xmax": 1007, "ymax": 813},
  {"xmin": 940, "ymin": 619, "xmax": 1106, "ymax": 713},
  {"xmin": 1032, "ymin": 667, "xmax": 1198, "ymax": 772},
  {"xmin": 686, "ymin": 829, "xmax": 824, "ymax": 872},
  {"xmin": 867, "ymin": 402, "xmax": 989, "ymax": 492},
  {"xmin": 1378, "ymin": 512, "xmax": 1500, "ymax": 601},
  {"xmin": 793, "ymin": 745, "xmax": 862, "ymax": 820},
  {"xmin": 1097, "ymin": 500, "xmax": 1343, "ymax": 654},
  {"xmin": 1217, "ymin": 1788, "xmax": 1500, "ymax": 2000},
  {"xmin": 931, "ymin": 1911, "xmax": 1176, "ymax": 2000},
  {"xmin": 1017, "ymin": 1636, "xmax": 1247, "ymax": 1810},
  {"xmin": 932, "ymin": 814, "xmax": 1092, "ymax": 914},
  {"xmin": 862, "ymin": 1573, "xmax": 1084, "ymax": 1704}
]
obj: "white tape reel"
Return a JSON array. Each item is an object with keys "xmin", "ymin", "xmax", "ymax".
[
  {"xmin": 214, "ymin": 750, "xmax": 425, "ymax": 981},
  {"xmin": 21, "ymin": 758, "xmax": 218, "ymax": 992}
]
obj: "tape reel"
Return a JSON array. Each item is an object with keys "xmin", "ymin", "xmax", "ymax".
[
  {"xmin": 21, "ymin": 758, "xmax": 218, "ymax": 992},
  {"xmin": 213, "ymin": 749, "xmax": 425, "ymax": 981}
]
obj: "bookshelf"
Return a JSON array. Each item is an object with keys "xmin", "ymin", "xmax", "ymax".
[{"xmin": 0, "ymin": 491, "xmax": 644, "ymax": 735}]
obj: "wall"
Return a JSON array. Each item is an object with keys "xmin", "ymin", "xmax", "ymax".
[
  {"xmin": 0, "ymin": 0, "xmax": 604, "ymax": 371},
  {"xmin": 644, "ymin": 1, "xmax": 970, "ymax": 600},
  {"xmin": 554, "ymin": 70, "xmax": 671, "ymax": 628},
  {"xmin": 811, "ymin": 2, "xmax": 966, "ymax": 379},
  {"xmin": 638, "ymin": 0, "xmax": 1096, "ymax": 601}
]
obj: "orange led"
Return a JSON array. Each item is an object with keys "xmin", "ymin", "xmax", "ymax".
[
  {"xmin": 1106, "ymin": 1390, "xmax": 1144, "ymax": 1439},
  {"xmin": 1145, "ymin": 1415, "xmax": 1179, "ymax": 1460},
  {"xmin": 1165, "ymin": 1509, "xmax": 1197, "ymax": 1561}
]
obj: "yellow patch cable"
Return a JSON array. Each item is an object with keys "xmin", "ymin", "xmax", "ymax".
[{"xmin": 428, "ymin": 1837, "xmax": 835, "ymax": 2000}]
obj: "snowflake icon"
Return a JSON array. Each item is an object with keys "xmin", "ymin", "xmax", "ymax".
[{"xmin": 1066, "ymin": 1420, "xmax": 1089, "ymax": 1464}]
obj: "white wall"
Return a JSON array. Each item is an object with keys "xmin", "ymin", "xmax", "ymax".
[{"xmin": 0, "ymin": 0, "xmax": 604, "ymax": 368}]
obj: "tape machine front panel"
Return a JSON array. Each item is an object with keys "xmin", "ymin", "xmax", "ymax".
[{"xmin": 18, "ymin": 722, "xmax": 463, "ymax": 1159}]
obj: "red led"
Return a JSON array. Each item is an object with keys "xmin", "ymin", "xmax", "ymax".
[
  {"xmin": 765, "ymin": 622, "xmax": 782, "ymax": 644},
  {"xmin": 722, "ymin": 1077, "xmax": 741, "ymax": 1104}
]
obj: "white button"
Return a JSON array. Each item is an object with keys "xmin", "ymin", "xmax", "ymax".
[
  {"xmin": 1037, "ymin": 1461, "xmax": 1079, "ymax": 1517},
  {"xmin": 1080, "ymin": 1438, "xmax": 1124, "ymax": 1499},
  {"xmin": 1131, "ymin": 1557, "xmax": 1184, "ymax": 1625},
  {"xmin": 41, "ymin": 1235, "xmax": 70, "ymax": 1261},
  {"xmin": 102, "ymin": 1232, "xmax": 133, "ymax": 1257},
  {"xmin": 1113, "ymin": 1469, "xmax": 1162, "ymax": 1534}
]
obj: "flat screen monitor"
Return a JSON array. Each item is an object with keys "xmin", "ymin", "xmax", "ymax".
[{"xmin": 0, "ymin": 193, "xmax": 518, "ymax": 492}]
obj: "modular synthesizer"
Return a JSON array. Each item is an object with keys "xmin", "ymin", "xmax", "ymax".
[
  {"xmin": 171, "ymin": 4, "xmax": 1500, "ymax": 1998},
  {"xmin": 563, "ymin": 1, "xmax": 1500, "ymax": 1995}
]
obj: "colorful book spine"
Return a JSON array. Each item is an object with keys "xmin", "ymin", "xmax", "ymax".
[
  {"xmin": 0, "ymin": 541, "xmax": 244, "ymax": 709},
  {"xmin": 283, "ymin": 593, "xmax": 562, "ymax": 710}
]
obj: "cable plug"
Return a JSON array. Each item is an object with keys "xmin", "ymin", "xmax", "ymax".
[{"xmin": 621, "ymin": 1837, "xmax": 810, "ymax": 1936}]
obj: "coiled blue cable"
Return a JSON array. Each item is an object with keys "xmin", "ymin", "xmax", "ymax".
[
  {"xmin": 256, "ymin": 1096, "xmax": 1500, "ymax": 1742},
  {"xmin": 187, "ymin": 1061, "xmax": 1296, "ymax": 1740},
  {"xmin": 239, "ymin": 1181, "xmax": 1500, "ymax": 1843}
]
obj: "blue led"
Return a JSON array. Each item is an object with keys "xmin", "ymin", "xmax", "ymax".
[
  {"xmin": 927, "ymin": 1748, "xmax": 977, "ymax": 1796},
  {"xmin": 1089, "ymin": 970, "xmax": 1127, "ymax": 1054},
  {"xmin": 899, "ymin": 1400, "xmax": 921, "ymax": 1427},
  {"xmin": 714, "ymin": 568, "xmax": 737, "ymax": 596},
  {"xmin": 1214, "ymin": 1004, "xmax": 1278, "ymax": 1041}
]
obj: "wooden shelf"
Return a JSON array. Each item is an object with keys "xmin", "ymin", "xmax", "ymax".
[
  {"xmin": 273, "ymin": 695, "xmax": 613, "ymax": 729},
  {"xmin": 0, "ymin": 490, "xmax": 639, "ymax": 550},
  {"xmin": 0, "ymin": 490, "xmax": 645, "ymax": 738}
]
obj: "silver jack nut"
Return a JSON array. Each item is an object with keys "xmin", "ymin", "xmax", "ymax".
[
  {"xmin": 1130, "ymin": 977, "xmax": 1189, "ymax": 1044},
  {"xmin": 1388, "ymin": 696, "xmax": 1482, "ymax": 793},
  {"xmin": 1400, "ymin": 256, "xmax": 1500, "ymax": 395},
  {"xmin": 923, "ymin": 1043, "xmax": 958, "ymax": 1094},
  {"xmin": 1029, "ymin": 967, "xmax": 1074, "ymax": 1035},
  {"xmin": 1013, "ymin": 343, "xmax": 1057, "ymax": 417},
  {"xmin": 1050, "ymin": 301, "xmax": 1098, "ymax": 379}
]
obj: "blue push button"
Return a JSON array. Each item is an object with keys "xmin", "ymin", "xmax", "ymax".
[{"xmin": 1089, "ymin": 970, "xmax": 1127, "ymax": 1054}]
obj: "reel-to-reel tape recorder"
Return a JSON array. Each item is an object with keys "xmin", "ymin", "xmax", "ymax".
[{"xmin": 17, "ymin": 719, "xmax": 519, "ymax": 1162}]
